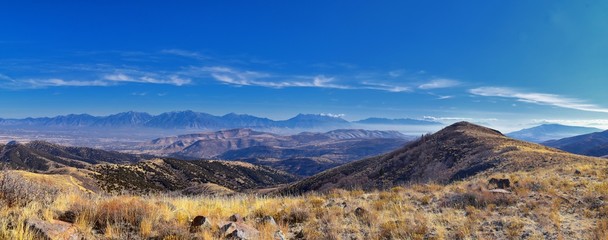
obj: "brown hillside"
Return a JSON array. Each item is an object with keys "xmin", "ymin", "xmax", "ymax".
[{"xmin": 282, "ymin": 121, "xmax": 604, "ymax": 193}]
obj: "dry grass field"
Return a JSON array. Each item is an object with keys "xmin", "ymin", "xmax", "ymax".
[{"xmin": 2, "ymin": 158, "xmax": 608, "ymax": 240}]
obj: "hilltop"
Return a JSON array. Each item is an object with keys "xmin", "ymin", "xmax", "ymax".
[{"xmin": 283, "ymin": 122, "xmax": 602, "ymax": 193}]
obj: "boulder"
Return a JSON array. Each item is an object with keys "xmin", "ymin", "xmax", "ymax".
[
  {"xmin": 354, "ymin": 207, "xmax": 367, "ymax": 217},
  {"xmin": 189, "ymin": 215, "xmax": 212, "ymax": 233},
  {"xmin": 26, "ymin": 218, "xmax": 83, "ymax": 240},
  {"xmin": 229, "ymin": 213, "xmax": 244, "ymax": 222},
  {"xmin": 220, "ymin": 222, "xmax": 259, "ymax": 240},
  {"xmin": 261, "ymin": 216, "xmax": 277, "ymax": 226},
  {"xmin": 488, "ymin": 178, "xmax": 510, "ymax": 189},
  {"xmin": 57, "ymin": 210, "xmax": 77, "ymax": 223}
]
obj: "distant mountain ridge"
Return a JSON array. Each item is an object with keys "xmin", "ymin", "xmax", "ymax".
[
  {"xmin": 543, "ymin": 130, "xmax": 608, "ymax": 157},
  {"xmin": 127, "ymin": 128, "xmax": 413, "ymax": 176},
  {"xmin": 135, "ymin": 128, "xmax": 411, "ymax": 158},
  {"xmin": 507, "ymin": 124, "xmax": 602, "ymax": 143},
  {"xmin": 0, "ymin": 111, "xmax": 439, "ymax": 130}
]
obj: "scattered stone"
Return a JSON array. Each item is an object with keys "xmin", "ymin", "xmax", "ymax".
[
  {"xmin": 354, "ymin": 207, "xmax": 367, "ymax": 217},
  {"xmin": 575, "ymin": 169, "xmax": 582, "ymax": 175},
  {"xmin": 57, "ymin": 210, "xmax": 77, "ymax": 223},
  {"xmin": 26, "ymin": 218, "xmax": 83, "ymax": 240},
  {"xmin": 229, "ymin": 213, "xmax": 244, "ymax": 222},
  {"xmin": 189, "ymin": 215, "xmax": 212, "ymax": 233},
  {"xmin": 489, "ymin": 178, "xmax": 511, "ymax": 189},
  {"xmin": 220, "ymin": 222, "xmax": 259, "ymax": 240},
  {"xmin": 226, "ymin": 229, "xmax": 247, "ymax": 239},
  {"xmin": 261, "ymin": 216, "xmax": 277, "ymax": 226},
  {"xmin": 488, "ymin": 189, "xmax": 511, "ymax": 194},
  {"xmin": 274, "ymin": 230, "xmax": 287, "ymax": 240}
]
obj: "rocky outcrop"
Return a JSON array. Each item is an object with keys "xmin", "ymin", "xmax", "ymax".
[{"xmin": 26, "ymin": 218, "xmax": 83, "ymax": 240}]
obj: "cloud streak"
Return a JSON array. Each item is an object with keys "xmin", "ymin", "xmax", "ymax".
[
  {"xmin": 0, "ymin": 50, "xmax": 461, "ymax": 94},
  {"xmin": 0, "ymin": 72, "xmax": 191, "ymax": 89},
  {"xmin": 418, "ymin": 78, "xmax": 460, "ymax": 89},
  {"xmin": 470, "ymin": 87, "xmax": 608, "ymax": 113},
  {"xmin": 200, "ymin": 66, "xmax": 351, "ymax": 89},
  {"xmin": 198, "ymin": 66, "xmax": 414, "ymax": 92},
  {"xmin": 104, "ymin": 73, "xmax": 191, "ymax": 86},
  {"xmin": 160, "ymin": 49, "xmax": 208, "ymax": 60}
]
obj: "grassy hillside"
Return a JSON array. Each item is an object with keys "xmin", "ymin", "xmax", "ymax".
[
  {"xmin": 0, "ymin": 141, "xmax": 148, "ymax": 171},
  {"xmin": 1, "ymin": 159, "xmax": 608, "ymax": 239},
  {"xmin": 1, "ymin": 122, "xmax": 607, "ymax": 239},
  {"xmin": 0, "ymin": 141, "xmax": 299, "ymax": 195},
  {"xmin": 93, "ymin": 158, "xmax": 299, "ymax": 194},
  {"xmin": 282, "ymin": 122, "xmax": 603, "ymax": 193}
]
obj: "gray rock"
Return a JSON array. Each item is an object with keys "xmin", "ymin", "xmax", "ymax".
[
  {"xmin": 226, "ymin": 229, "xmax": 247, "ymax": 239},
  {"xmin": 274, "ymin": 230, "xmax": 287, "ymax": 240},
  {"xmin": 220, "ymin": 222, "xmax": 259, "ymax": 240},
  {"xmin": 190, "ymin": 215, "xmax": 212, "ymax": 233},
  {"xmin": 261, "ymin": 216, "xmax": 277, "ymax": 226},
  {"xmin": 354, "ymin": 207, "xmax": 367, "ymax": 217},
  {"xmin": 57, "ymin": 210, "xmax": 77, "ymax": 223},
  {"xmin": 26, "ymin": 218, "xmax": 83, "ymax": 240},
  {"xmin": 488, "ymin": 178, "xmax": 511, "ymax": 189},
  {"xmin": 229, "ymin": 213, "xmax": 243, "ymax": 222}
]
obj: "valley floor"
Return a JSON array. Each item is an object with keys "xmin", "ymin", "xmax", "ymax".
[{"xmin": 1, "ymin": 160, "xmax": 608, "ymax": 240}]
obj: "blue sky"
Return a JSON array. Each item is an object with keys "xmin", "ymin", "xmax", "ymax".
[{"xmin": 1, "ymin": 1, "xmax": 607, "ymax": 131}]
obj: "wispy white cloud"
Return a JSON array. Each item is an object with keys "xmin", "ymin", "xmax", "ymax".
[
  {"xmin": 198, "ymin": 66, "xmax": 352, "ymax": 89},
  {"xmin": 418, "ymin": 78, "xmax": 460, "ymax": 89},
  {"xmin": 427, "ymin": 92, "xmax": 453, "ymax": 100},
  {"xmin": 436, "ymin": 95, "xmax": 453, "ymax": 100},
  {"xmin": 0, "ymin": 74, "xmax": 13, "ymax": 82},
  {"xmin": 131, "ymin": 92, "xmax": 148, "ymax": 96},
  {"xmin": 24, "ymin": 78, "xmax": 111, "ymax": 87},
  {"xmin": 161, "ymin": 49, "xmax": 208, "ymax": 60},
  {"xmin": 198, "ymin": 66, "xmax": 416, "ymax": 92},
  {"xmin": 0, "ymin": 71, "xmax": 191, "ymax": 89},
  {"xmin": 470, "ymin": 87, "xmax": 608, "ymax": 113},
  {"xmin": 104, "ymin": 73, "xmax": 191, "ymax": 86},
  {"xmin": 360, "ymin": 82, "xmax": 411, "ymax": 92},
  {"xmin": 0, "ymin": 50, "xmax": 462, "ymax": 93},
  {"xmin": 319, "ymin": 113, "xmax": 346, "ymax": 118}
]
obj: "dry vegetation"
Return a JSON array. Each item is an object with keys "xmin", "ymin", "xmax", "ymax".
[{"xmin": 2, "ymin": 158, "xmax": 608, "ymax": 240}]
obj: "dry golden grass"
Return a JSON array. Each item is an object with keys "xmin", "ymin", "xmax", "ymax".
[{"xmin": 1, "ymin": 159, "xmax": 608, "ymax": 240}]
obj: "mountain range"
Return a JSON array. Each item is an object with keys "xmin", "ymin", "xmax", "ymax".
[
  {"xmin": 126, "ymin": 128, "xmax": 413, "ymax": 176},
  {"xmin": 543, "ymin": 129, "xmax": 608, "ymax": 157},
  {"xmin": 0, "ymin": 111, "xmax": 441, "ymax": 130},
  {"xmin": 282, "ymin": 122, "xmax": 602, "ymax": 193},
  {"xmin": 507, "ymin": 123, "xmax": 603, "ymax": 142},
  {"xmin": 3, "ymin": 121, "xmax": 606, "ymax": 196}
]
